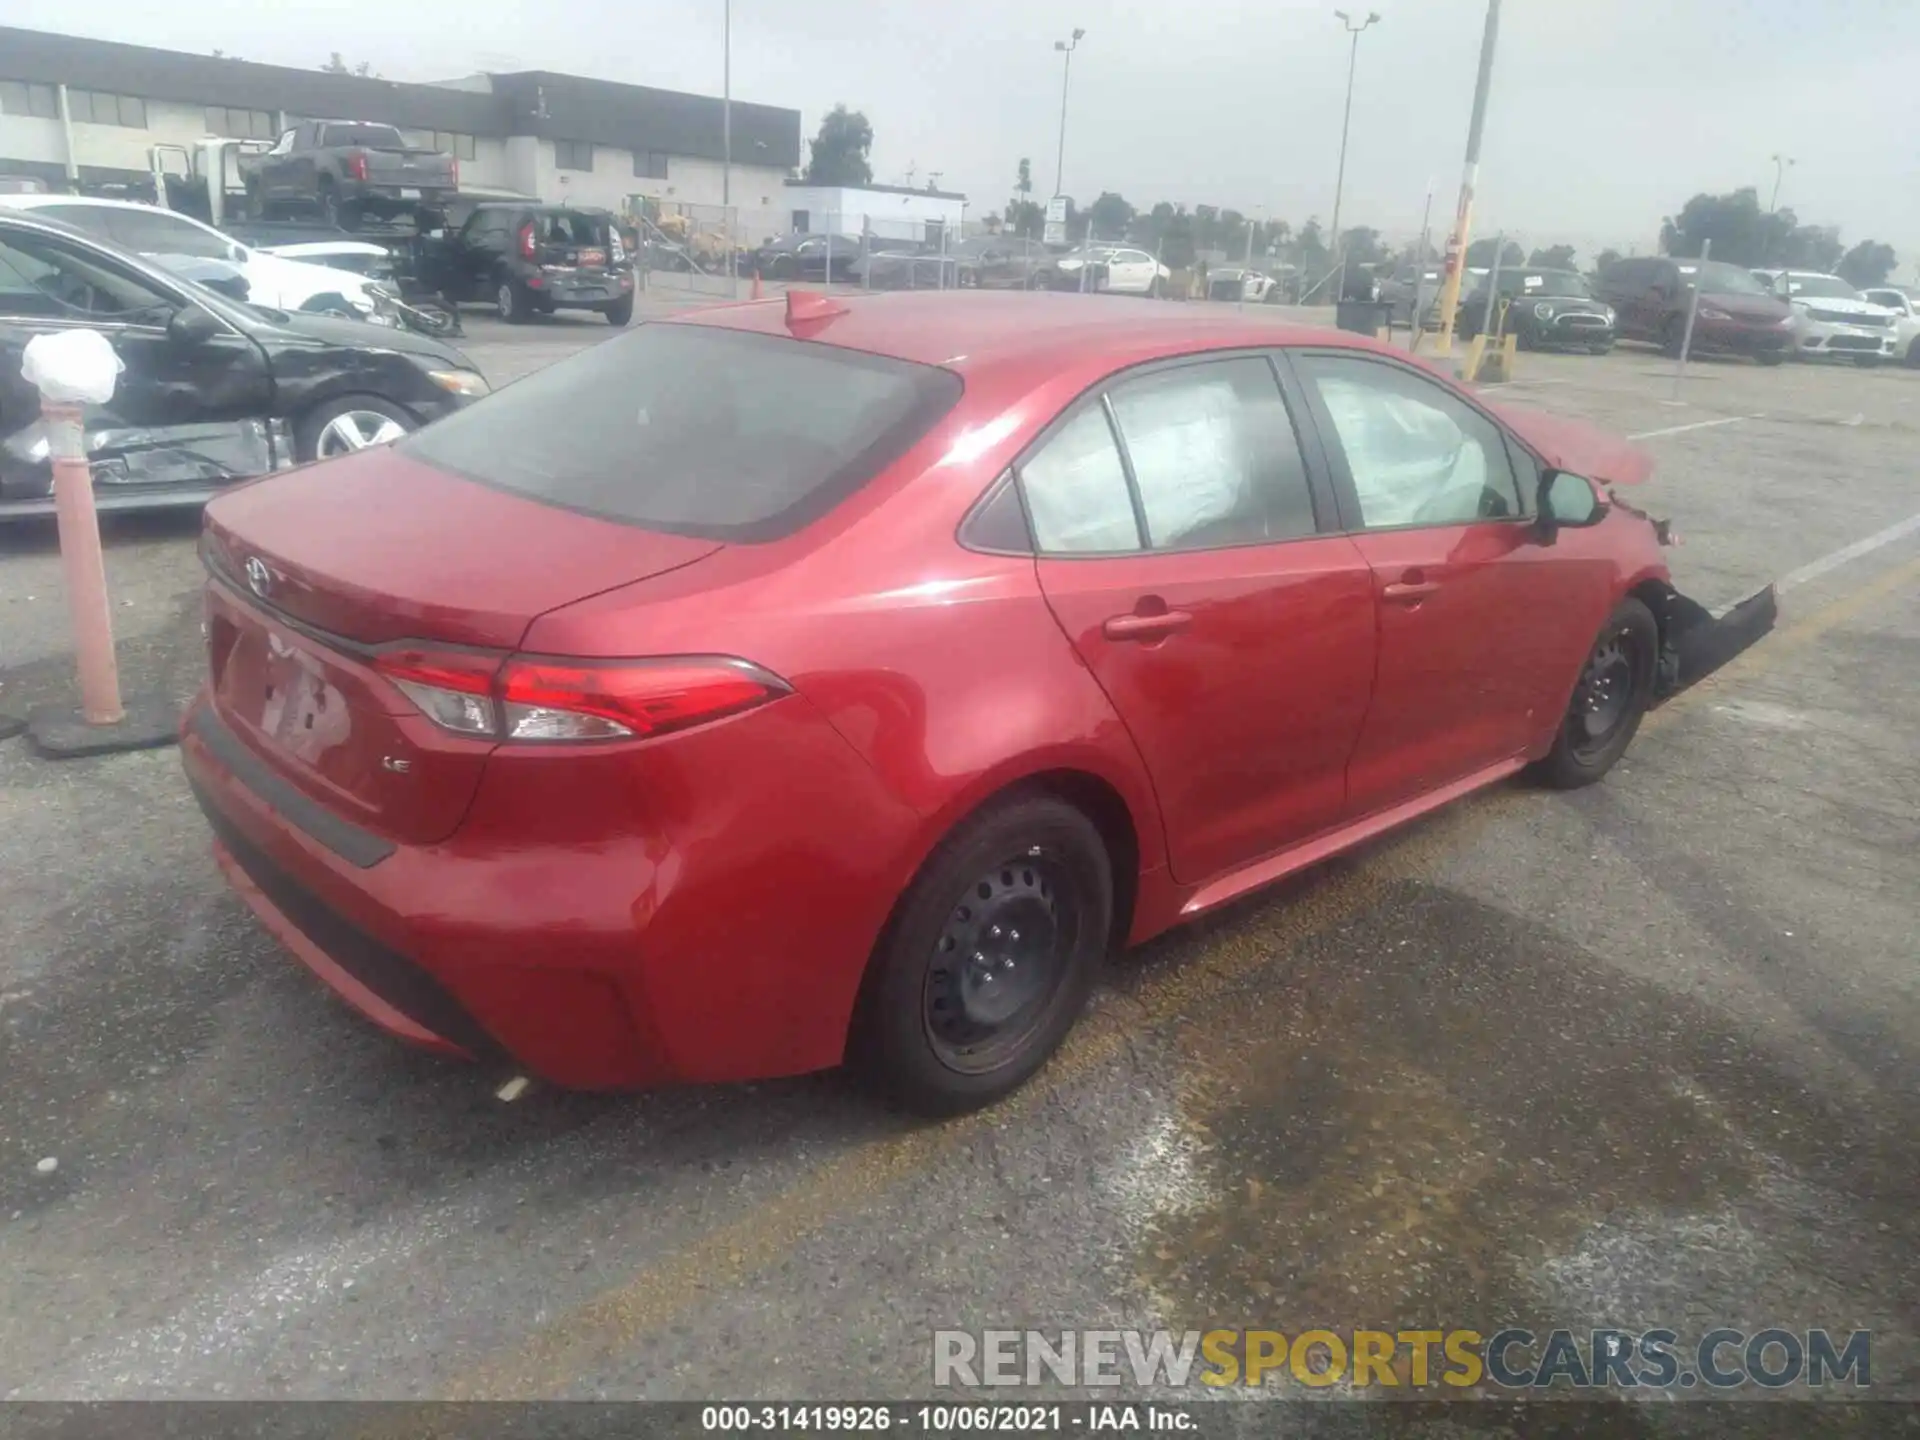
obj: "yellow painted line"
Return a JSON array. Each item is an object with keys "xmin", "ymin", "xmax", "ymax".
[{"xmin": 441, "ymin": 554, "xmax": 1920, "ymax": 1401}]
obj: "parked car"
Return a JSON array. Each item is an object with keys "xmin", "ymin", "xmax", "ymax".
[
  {"xmin": 1858, "ymin": 284, "xmax": 1920, "ymax": 366},
  {"xmin": 240, "ymin": 121, "xmax": 458, "ymax": 227},
  {"xmin": 0, "ymin": 209, "xmax": 485, "ymax": 519},
  {"xmin": 1205, "ymin": 267, "xmax": 1286, "ymax": 303},
  {"xmin": 421, "ymin": 203, "xmax": 633, "ymax": 325},
  {"xmin": 1594, "ymin": 257, "xmax": 1792, "ymax": 363},
  {"xmin": 747, "ymin": 233, "xmax": 861, "ymax": 281},
  {"xmin": 1750, "ymin": 269, "xmax": 1900, "ymax": 366},
  {"xmin": 1054, "ymin": 245, "xmax": 1170, "ymax": 296},
  {"xmin": 177, "ymin": 289, "xmax": 1753, "ymax": 1114},
  {"xmin": 846, "ymin": 240, "xmax": 952, "ymax": 290},
  {"xmin": 951, "ymin": 235, "xmax": 1050, "ymax": 289},
  {"xmin": 0, "ymin": 194, "xmax": 388, "ymax": 318},
  {"xmin": 1378, "ymin": 264, "xmax": 1446, "ymax": 326},
  {"xmin": 1456, "ymin": 267, "xmax": 1616, "ymax": 353}
]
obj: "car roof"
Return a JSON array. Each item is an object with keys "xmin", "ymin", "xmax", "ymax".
[
  {"xmin": 0, "ymin": 193, "xmax": 202, "ymax": 218},
  {"xmin": 672, "ymin": 290, "xmax": 1392, "ymax": 379}
]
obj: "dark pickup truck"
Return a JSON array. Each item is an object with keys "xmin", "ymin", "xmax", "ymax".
[{"xmin": 241, "ymin": 121, "xmax": 458, "ymax": 227}]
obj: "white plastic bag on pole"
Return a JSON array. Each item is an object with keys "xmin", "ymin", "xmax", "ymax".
[{"xmin": 22, "ymin": 329, "xmax": 124, "ymax": 405}]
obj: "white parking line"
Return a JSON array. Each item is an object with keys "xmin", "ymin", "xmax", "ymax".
[
  {"xmin": 1777, "ymin": 511, "xmax": 1920, "ymax": 593},
  {"xmin": 1627, "ymin": 416, "xmax": 1749, "ymax": 440}
]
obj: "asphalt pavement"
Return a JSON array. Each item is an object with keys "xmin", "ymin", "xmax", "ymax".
[{"xmin": 1, "ymin": 311, "xmax": 1915, "ymax": 1419}]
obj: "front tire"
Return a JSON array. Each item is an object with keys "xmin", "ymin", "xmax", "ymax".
[
  {"xmin": 1531, "ymin": 597, "xmax": 1658, "ymax": 790},
  {"xmin": 851, "ymin": 794, "xmax": 1113, "ymax": 1116},
  {"xmin": 294, "ymin": 396, "xmax": 416, "ymax": 464},
  {"xmin": 1756, "ymin": 351, "xmax": 1786, "ymax": 367}
]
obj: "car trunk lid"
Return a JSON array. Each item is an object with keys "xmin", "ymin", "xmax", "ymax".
[{"xmin": 199, "ymin": 449, "xmax": 721, "ymax": 843}]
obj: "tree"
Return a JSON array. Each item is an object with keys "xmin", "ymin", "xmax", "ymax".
[
  {"xmin": 1339, "ymin": 226, "xmax": 1389, "ymax": 267},
  {"xmin": 1657, "ymin": 186, "xmax": 1839, "ymax": 269},
  {"xmin": 1006, "ymin": 200, "xmax": 1045, "ymax": 239},
  {"xmin": 1015, "ymin": 158, "xmax": 1033, "ymax": 203},
  {"xmin": 1837, "ymin": 240, "xmax": 1898, "ymax": 288},
  {"xmin": 1528, "ymin": 244, "xmax": 1578, "ymax": 270},
  {"xmin": 1466, "ymin": 237, "xmax": 1525, "ymax": 268},
  {"xmin": 1592, "ymin": 247, "xmax": 1624, "ymax": 275},
  {"xmin": 803, "ymin": 105, "xmax": 874, "ymax": 186},
  {"xmin": 321, "ymin": 52, "xmax": 374, "ymax": 77},
  {"xmin": 1294, "ymin": 218, "xmax": 1329, "ymax": 272},
  {"xmin": 1086, "ymin": 192, "xmax": 1135, "ymax": 244}
]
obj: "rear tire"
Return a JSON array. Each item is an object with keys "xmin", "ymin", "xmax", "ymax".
[
  {"xmin": 850, "ymin": 794, "xmax": 1112, "ymax": 1116},
  {"xmin": 1661, "ymin": 315, "xmax": 1687, "ymax": 358},
  {"xmin": 496, "ymin": 280, "xmax": 529, "ymax": 324},
  {"xmin": 1856, "ymin": 355, "xmax": 1883, "ymax": 368},
  {"xmin": 1756, "ymin": 351, "xmax": 1786, "ymax": 367},
  {"xmin": 1531, "ymin": 597, "xmax": 1658, "ymax": 790},
  {"xmin": 603, "ymin": 294, "xmax": 634, "ymax": 326}
]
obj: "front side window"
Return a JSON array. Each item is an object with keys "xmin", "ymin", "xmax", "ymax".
[
  {"xmin": 401, "ymin": 323, "xmax": 960, "ymax": 542},
  {"xmin": 1106, "ymin": 358, "xmax": 1317, "ymax": 550},
  {"xmin": 1299, "ymin": 355, "xmax": 1520, "ymax": 530},
  {"xmin": 1020, "ymin": 405, "xmax": 1141, "ymax": 554},
  {"xmin": 0, "ymin": 230, "xmax": 174, "ymax": 322}
]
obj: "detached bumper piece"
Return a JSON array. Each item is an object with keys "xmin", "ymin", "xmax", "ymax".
[{"xmin": 1651, "ymin": 584, "xmax": 1779, "ymax": 701}]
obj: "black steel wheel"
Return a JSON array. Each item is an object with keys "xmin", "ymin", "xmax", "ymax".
[
  {"xmin": 852, "ymin": 794, "xmax": 1112, "ymax": 1115},
  {"xmin": 1532, "ymin": 597, "xmax": 1658, "ymax": 789}
]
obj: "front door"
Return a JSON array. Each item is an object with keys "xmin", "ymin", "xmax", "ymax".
[
  {"xmin": 1289, "ymin": 349, "xmax": 1586, "ymax": 816},
  {"xmin": 0, "ymin": 226, "xmax": 274, "ymax": 504},
  {"xmin": 1025, "ymin": 354, "xmax": 1376, "ymax": 885}
]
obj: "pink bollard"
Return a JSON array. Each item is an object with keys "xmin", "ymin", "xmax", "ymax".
[{"xmin": 42, "ymin": 399, "xmax": 125, "ymax": 726}]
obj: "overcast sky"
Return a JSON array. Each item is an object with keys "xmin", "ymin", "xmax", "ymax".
[{"xmin": 12, "ymin": 0, "xmax": 1919, "ymax": 270}]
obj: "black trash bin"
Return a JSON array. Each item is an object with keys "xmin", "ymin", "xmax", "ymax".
[{"xmin": 1334, "ymin": 299, "xmax": 1393, "ymax": 335}]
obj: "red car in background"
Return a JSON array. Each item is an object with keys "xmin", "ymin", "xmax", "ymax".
[{"xmin": 180, "ymin": 291, "xmax": 1761, "ymax": 1114}]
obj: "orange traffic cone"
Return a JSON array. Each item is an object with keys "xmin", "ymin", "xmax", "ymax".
[{"xmin": 751, "ymin": 270, "xmax": 763, "ymax": 300}]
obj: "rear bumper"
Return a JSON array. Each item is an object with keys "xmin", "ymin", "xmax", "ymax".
[{"xmin": 179, "ymin": 689, "xmax": 920, "ymax": 1089}]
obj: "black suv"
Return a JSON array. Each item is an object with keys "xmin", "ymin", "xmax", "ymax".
[{"xmin": 425, "ymin": 203, "xmax": 634, "ymax": 325}]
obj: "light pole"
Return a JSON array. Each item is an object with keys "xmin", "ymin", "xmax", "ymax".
[
  {"xmin": 1327, "ymin": 9, "xmax": 1380, "ymax": 301},
  {"xmin": 1768, "ymin": 153, "xmax": 1795, "ymax": 213},
  {"xmin": 1432, "ymin": 0, "xmax": 1501, "ymax": 355},
  {"xmin": 721, "ymin": 0, "xmax": 732, "ymax": 208},
  {"xmin": 1052, "ymin": 28, "xmax": 1085, "ymax": 201}
]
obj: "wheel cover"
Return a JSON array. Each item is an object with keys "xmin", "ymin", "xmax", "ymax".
[
  {"xmin": 497, "ymin": 283, "xmax": 514, "ymax": 316},
  {"xmin": 1568, "ymin": 629, "xmax": 1639, "ymax": 759},
  {"xmin": 922, "ymin": 852, "xmax": 1074, "ymax": 1074},
  {"xmin": 317, "ymin": 410, "xmax": 409, "ymax": 458}
]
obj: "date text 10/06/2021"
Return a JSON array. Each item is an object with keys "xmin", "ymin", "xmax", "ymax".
[{"xmin": 702, "ymin": 1406, "xmax": 1193, "ymax": 1432}]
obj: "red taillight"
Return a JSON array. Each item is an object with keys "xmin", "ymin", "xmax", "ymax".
[
  {"xmin": 373, "ymin": 649, "xmax": 787, "ymax": 744},
  {"xmin": 348, "ymin": 152, "xmax": 368, "ymax": 182},
  {"xmin": 518, "ymin": 222, "xmax": 536, "ymax": 260}
]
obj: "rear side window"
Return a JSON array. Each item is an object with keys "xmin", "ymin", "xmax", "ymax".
[
  {"xmin": 1107, "ymin": 358, "xmax": 1317, "ymax": 549},
  {"xmin": 400, "ymin": 324, "xmax": 961, "ymax": 542}
]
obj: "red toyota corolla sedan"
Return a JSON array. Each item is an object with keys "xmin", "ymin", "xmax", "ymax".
[{"xmin": 181, "ymin": 289, "xmax": 1720, "ymax": 1114}]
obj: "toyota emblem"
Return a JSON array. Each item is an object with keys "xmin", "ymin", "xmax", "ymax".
[{"xmin": 245, "ymin": 556, "xmax": 273, "ymax": 598}]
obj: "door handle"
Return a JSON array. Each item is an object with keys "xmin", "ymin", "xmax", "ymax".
[
  {"xmin": 1103, "ymin": 609, "xmax": 1193, "ymax": 641},
  {"xmin": 1381, "ymin": 580, "xmax": 1441, "ymax": 603}
]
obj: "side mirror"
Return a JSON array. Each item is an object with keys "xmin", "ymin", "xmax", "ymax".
[
  {"xmin": 167, "ymin": 304, "xmax": 223, "ymax": 346},
  {"xmin": 1535, "ymin": 469, "xmax": 1605, "ymax": 544},
  {"xmin": 228, "ymin": 243, "xmax": 249, "ymax": 264}
]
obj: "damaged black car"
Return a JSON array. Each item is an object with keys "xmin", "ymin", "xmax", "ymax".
[{"xmin": 0, "ymin": 209, "xmax": 485, "ymax": 520}]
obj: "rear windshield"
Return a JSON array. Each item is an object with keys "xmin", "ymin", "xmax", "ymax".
[
  {"xmin": 532, "ymin": 211, "xmax": 608, "ymax": 246},
  {"xmin": 400, "ymin": 323, "xmax": 962, "ymax": 541},
  {"xmin": 323, "ymin": 124, "xmax": 405, "ymax": 149}
]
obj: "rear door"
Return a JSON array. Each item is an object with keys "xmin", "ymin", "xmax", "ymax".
[
  {"xmin": 1026, "ymin": 353, "xmax": 1376, "ymax": 884},
  {"xmin": 1289, "ymin": 349, "xmax": 1605, "ymax": 815}
]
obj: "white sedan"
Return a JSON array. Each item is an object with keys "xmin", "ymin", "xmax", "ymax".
[
  {"xmin": 1859, "ymin": 286, "xmax": 1920, "ymax": 367},
  {"xmin": 1751, "ymin": 268, "xmax": 1900, "ymax": 366},
  {"xmin": 0, "ymin": 195, "xmax": 386, "ymax": 318},
  {"xmin": 1054, "ymin": 245, "xmax": 1172, "ymax": 297}
]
